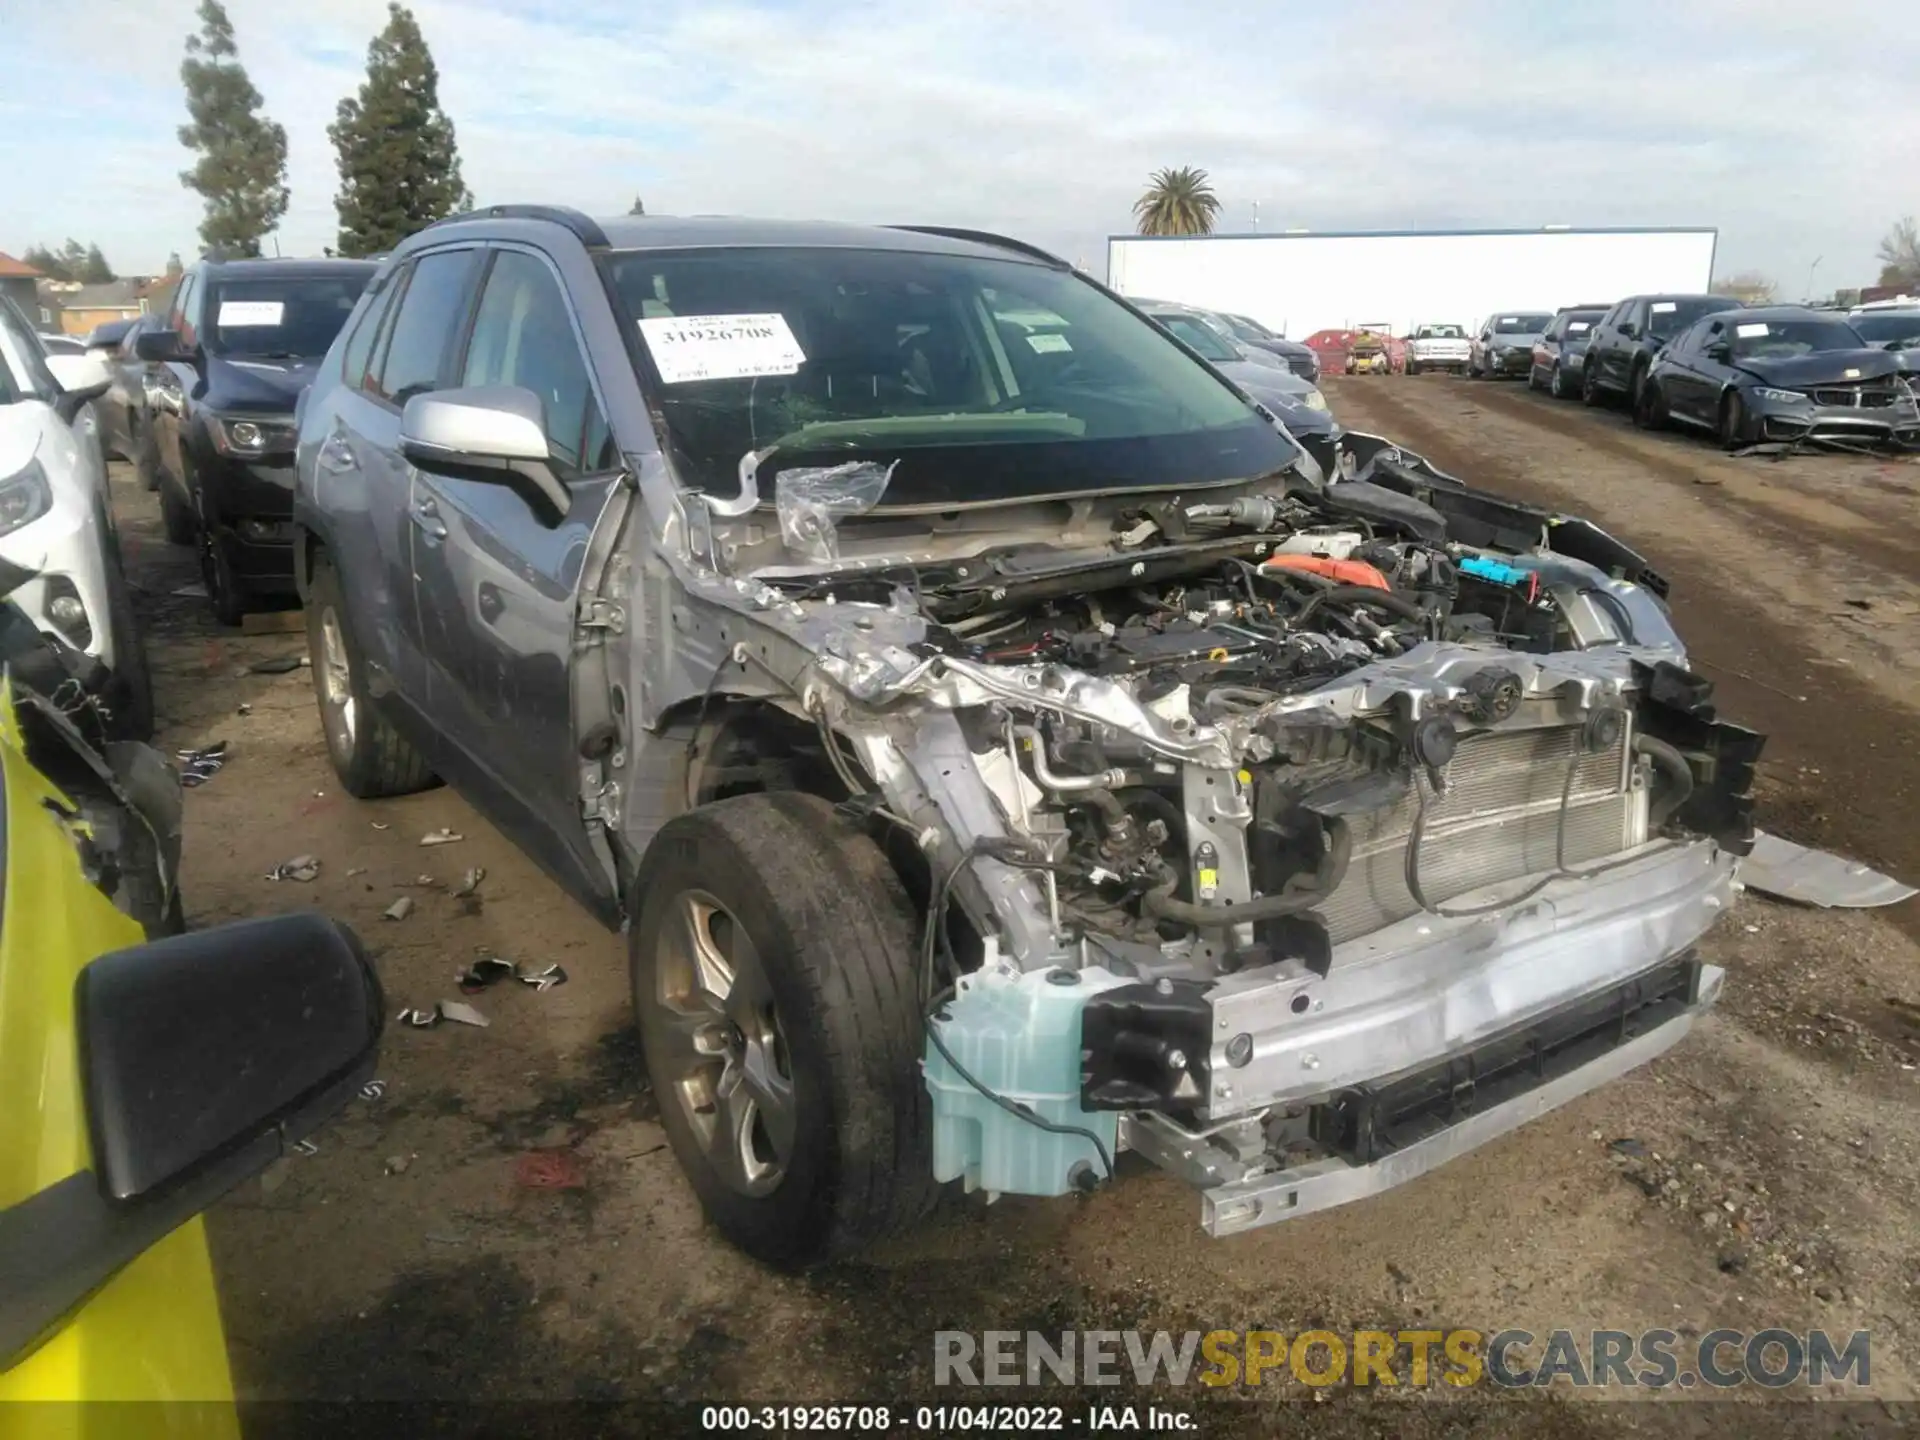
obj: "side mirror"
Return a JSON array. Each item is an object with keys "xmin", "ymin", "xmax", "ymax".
[
  {"xmin": 1705, "ymin": 342, "xmax": 1731, "ymax": 362},
  {"xmin": 400, "ymin": 386, "xmax": 569, "ymax": 526},
  {"xmin": 1618, "ymin": 323, "xmax": 1638, "ymax": 340},
  {"xmin": 0, "ymin": 913, "xmax": 380, "ymax": 1369},
  {"xmin": 132, "ymin": 329, "xmax": 193, "ymax": 364},
  {"xmin": 44, "ymin": 353, "xmax": 113, "ymax": 424}
]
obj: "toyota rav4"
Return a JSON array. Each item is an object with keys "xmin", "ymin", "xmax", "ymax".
[{"xmin": 293, "ymin": 206, "xmax": 1858, "ymax": 1268}]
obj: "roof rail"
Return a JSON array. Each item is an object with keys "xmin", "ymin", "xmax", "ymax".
[
  {"xmin": 432, "ymin": 204, "xmax": 609, "ymax": 248},
  {"xmin": 888, "ymin": 225, "xmax": 1070, "ymax": 269}
]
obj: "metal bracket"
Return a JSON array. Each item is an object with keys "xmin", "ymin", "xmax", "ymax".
[{"xmin": 577, "ymin": 598, "xmax": 626, "ymax": 637}]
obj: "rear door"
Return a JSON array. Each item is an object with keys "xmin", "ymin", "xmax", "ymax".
[
  {"xmin": 408, "ymin": 244, "xmax": 623, "ymax": 916},
  {"xmin": 320, "ymin": 248, "xmax": 481, "ymax": 720}
]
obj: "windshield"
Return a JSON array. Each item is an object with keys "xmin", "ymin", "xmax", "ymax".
[
  {"xmin": 1727, "ymin": 318, "xmax": 1864, "ymax": 360},
  {"xmin": 1224, "ymin": 313, "xmax": 1273, "ymax": 340},
  {"xmin": 1849, "ymin": 312, "xmax": 1920, "ymax": 349},
  {"xmin": 1148, "ymin": 313, "xmax": 1241, "ymax": 364},
  {"xmin": 602, "ymin": 246, "xmax": 1296, "ymax": 508},
  {"xmin": 1648, "ymin": 297, "xmax": 1734, "ymax": 338},
  {"xmin": 1415, "ymin": 325, "xmax": 1464, "ymax": 339},
  {"xmin": 204, "ymin": 275, "xmax": 371, "ymax": 358},
  {"xmin": 1493, "ymin": 314, "xmax": 1551, "ymax": 334}
]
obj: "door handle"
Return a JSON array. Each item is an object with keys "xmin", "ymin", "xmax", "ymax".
[{"xmin": 410, "ymin": 494, "xmax": 448, "ymax": 540}]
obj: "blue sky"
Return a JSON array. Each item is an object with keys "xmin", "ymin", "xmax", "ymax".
[{"xmin": 2, "ymin": 0, "xmax": 1914, "ymax": 293}]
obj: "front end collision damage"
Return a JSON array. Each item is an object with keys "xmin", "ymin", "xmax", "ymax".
[{"xmin": 581, "ymin": 434, "xmax": 1904, "ymax": 1238}]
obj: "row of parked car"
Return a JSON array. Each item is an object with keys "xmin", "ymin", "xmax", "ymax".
[{"xmin": 1459, "ymin": 294, "xmax": 1920, "ymax": 450}]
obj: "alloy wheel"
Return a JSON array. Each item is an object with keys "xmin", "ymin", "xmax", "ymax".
[
  {"xmin": 651, "ymin": 890, "xmax": 796, "ymax": 1197},
  {"xmin": 318, "ymin": 606, "xmax": 357, "ymax": 747}
]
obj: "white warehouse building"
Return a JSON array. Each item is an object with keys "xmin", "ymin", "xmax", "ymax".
[{"xmin": 1105, "ymin": 227, "xmax": 1719, "ymax": 340}]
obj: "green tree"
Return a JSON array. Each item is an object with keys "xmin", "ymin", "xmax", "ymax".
[
  {"xmin": 22, "ymin": 243, "xmax": 69, "ymax": 281},
  {"xmin": 1711, "ymin": 271, "xmax": 1776, "ymax": 305},
  {"xmin": 1132, "ymin": 167, "xmax": 1222, "ymax": 237},
  {"xmin": 329, "ymin": 4, "xmax": 472, "ymax": 257},
  {"xmin": 1878, "ymin": 217, "xmax": 1920, "ymax": 289},
  {"xmin": 178, "ymin": 0, "xmax": 290, "ymax": 257},
  {"xmin": 80, "ymin": 244, "xmax": 116, "ymax": 284}
]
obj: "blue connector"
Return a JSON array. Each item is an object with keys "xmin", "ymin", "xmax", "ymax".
[{"xmin": 1459, "ymin": 555, "xmax": 1537, "ymax": 589}]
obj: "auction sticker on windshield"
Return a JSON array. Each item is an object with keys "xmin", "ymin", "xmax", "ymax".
[
  {"xmin": 639, "ymin": 313, "xmax": 806, "ymax": 384},
  {"xmin": 1736, "ymin": 323, "xmax": 1770, "ymax": 338},
  {"xmin": 218, "ymin": 301, "xmax": 285, "ymax": 327}
]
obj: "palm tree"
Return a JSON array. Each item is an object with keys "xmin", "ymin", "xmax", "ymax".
[{"xmin": 1133, "ymin": 167, "xmax": 1221, "ymax": 236}]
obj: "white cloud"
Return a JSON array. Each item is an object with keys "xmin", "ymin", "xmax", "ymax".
[{"xmin": 1, "ymin": 0, "xmax": 1914, "ymax": 294}]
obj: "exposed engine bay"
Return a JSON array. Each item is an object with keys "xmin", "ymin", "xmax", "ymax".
[{"xmin": 610, "ymin": 431, "xmax": 1905, "ymax": 1238}]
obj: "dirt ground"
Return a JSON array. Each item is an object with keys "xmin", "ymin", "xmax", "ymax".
[{"xmin": 104, "ymin": 375, "xmax": 1920, "ymax": 1436}]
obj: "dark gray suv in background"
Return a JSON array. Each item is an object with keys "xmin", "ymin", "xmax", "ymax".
[{"xmin": 293, "ymin": 204, "xmax": 1760, "ymax": 1269}]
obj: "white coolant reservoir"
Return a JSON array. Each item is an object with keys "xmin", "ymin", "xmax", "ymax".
[
  {"xmin": 925, "ymin": 965, "xmax": 1131, "ymax": 1197},
  {"xmin": 1272, "ymin": 529, "xmax": 1365, "ymax": 559}
]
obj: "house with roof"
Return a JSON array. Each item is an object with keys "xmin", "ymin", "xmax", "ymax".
[{"xmin": 43, "ymin": 278, "xmax": 151, "ymax": 336}]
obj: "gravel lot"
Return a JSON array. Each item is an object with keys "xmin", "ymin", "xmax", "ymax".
[{"xmin": 106, "ymin": 375, "xmax": 1920, "ymax": 1435}]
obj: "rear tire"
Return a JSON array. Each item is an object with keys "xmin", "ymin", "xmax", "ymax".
[
  {"xmin": 306, "ymin": 553, "xmax": 436, "ymax": 797},
  {"xmin": 134, "ymin": 414, "xmax": 161, "ymax": 491},
  {"xmin": 1551, "ymin": 363, "xmax": 1573, "ymax": 399},
  {"xmin": 631, "ymin": 792, "xmax": 940, "ymax": 1268},
  {"xmin": 1633, "ymin": 375, "xmax": 1668, "ymax": 430}
]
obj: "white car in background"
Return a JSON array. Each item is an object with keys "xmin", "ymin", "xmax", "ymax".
[{"xmin": 0, "ymin": 295, "xmax": 153, "ymax": 737}]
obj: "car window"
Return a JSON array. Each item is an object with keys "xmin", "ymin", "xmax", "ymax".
[
  {"xmin": 169, "ymin": 273, "xmax": 199, "ymax": 345},
  {"xmin": 1647, "ymin": 297, "xmax": 1731, "ymax": 340},
  {"xmin": 1849, "ymin": 312, "xmax": 1920, "ymax": 349},
  {"xmin": 1145, "ymin": 313, "xmax": 1240, "ymax": 364},
  {"xmin": 601, "ymin": 244, "xmax": 1294, "ymax": 509},
  {"xmin": 461, "ymin": 250, "xmax": 614, "ymax": 474},
  {"xmin": 339, "ymin": 272, "xmax": 401, "ymax": 389},
  {"xmin": 1492, "ymin": 314, "xmax": 1551, "ymax": 334},
  {"xmin": 1727, "ymin": 318, "xmax": 1863, "ymax": 360},
  {"xmin": 370, "ymin": 250, "xmax": 480, "ymax": 406},
  {"xmin": 205, "ymin": 273, "xmax": 371, "ymax": 359},
  {"xmin": 0, "ymin": 296, "xmax": 55, "ymax": 404}
]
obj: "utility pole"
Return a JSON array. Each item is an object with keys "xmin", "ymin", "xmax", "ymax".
[
  {"xmin": 1806, "ymin": 255, "xmax": 1822, "ymax": 302},
  {"xmin": 1252, "ymin": 200, "xmax": 1260, "ymax": 232}
]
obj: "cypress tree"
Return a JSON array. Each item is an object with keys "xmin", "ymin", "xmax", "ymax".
[
  {"xmin": 329, "ymin": 5, "xmax": 472, "ymax": 257},
  {"xmin": 177, "ymin": 0, "xmax": 290, "ymax": 257}
]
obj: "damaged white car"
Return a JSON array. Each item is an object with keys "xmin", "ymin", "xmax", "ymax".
[{"xmin": 292, "ymin": 209, "xmax": 1912, "ymax": 1267}]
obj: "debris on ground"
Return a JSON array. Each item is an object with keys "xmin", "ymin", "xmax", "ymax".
[
  {"xmin": 236, "ymin": 702, "xmax": 252, "ymax": 716},
  {"xmin": 248, "ymin": 653, "xmax": 307, "ymax": 675},
  {"xmin": 347, "ymin": 866, "xmax": 367, "ymax": 878},
  {"xmin": 266, "ymin": 854, "xmax": 321, "ymax": 882},
  {"xmin": 419, "ymin": 828, "xmax": 464, "ymax": 847},
  {"xmin": 457, "ymin": 955, "xmax": 568, "ymax": 994},
  {"xmin": 384, "ymin": 895, "xmax": 415, "ymax": 922},
  {"xmin": 177, "ymin": 740, "xmax": 229, "ymax": 788},
  {"xmin": 259, "ymin": 1158, "xmax": 293, "ymax": 1194},
  {"xmin": 291, "ymin": 1138, "xmax": 320, "ymax": 1157},
  {"xmin": 371, "ymin": 821, "xmax": 390, "ymax": 831},
  {"xmin": 453, "ymin": 866, "xmax": 486, "ymax": 898},
  {"xmin": 515, "ymin": 1148, "xmax": 588, "ymax": 1190},
  {"xmin": 396, "ymin": 999, "xmax": 491, "ymax": 1029},
  {"xmin": 382, "ymin": 1154, "xmax": 413, "ymax": 1176},
  {"xmin": 358, "ymin": 1079, "xmax": 387, "ymax": 1101}
]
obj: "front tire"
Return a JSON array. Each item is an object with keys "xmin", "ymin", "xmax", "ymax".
[
  {"xmin": 306, "ymin": 553, "xmax": 436, "ymax": 797},
  {"xmin": 1551, "ymin": 363, "xmax": 1574, "ymax": 399},
  {"xmin": 1633, "ymin": 375, "xmax": 1668, "ymax": 430},
  {"xmin": 1719, "ymin": 391, "xmax": 1751, "ymax": 451},
  {"xmin": 101, "ymin": 534, "xmax": 155, "ymax": 741},
  {"xmin": 1582, "ymin": 360, "xmax": 1606, "ymax": 406},
  {"xmin": 631, "ymin": 792, "xmax": 939, "ymax": 1268}
]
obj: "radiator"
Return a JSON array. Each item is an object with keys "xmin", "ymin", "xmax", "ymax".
[{"xmin": 1317, "ymin": 724, "xmax": 1644, "ymax": 944}]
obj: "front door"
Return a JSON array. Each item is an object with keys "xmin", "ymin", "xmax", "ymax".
[{"xmin": 408, "ymin": 246, "xmax": 623, "ymax": 917}]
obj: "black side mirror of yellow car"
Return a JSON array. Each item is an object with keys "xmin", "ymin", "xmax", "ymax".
[{"xmin": 0, "ymin": 912, "xmax": 381, "ymax": 1370}]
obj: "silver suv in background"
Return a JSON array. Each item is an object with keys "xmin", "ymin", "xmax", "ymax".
[
  {"xmin": 1470, "ymin": 311, "xmax": 1554, "ymax": 378},
  {"xmin": 294, "ymin": 205, "xmax": 1805, "ymax": 1269}
]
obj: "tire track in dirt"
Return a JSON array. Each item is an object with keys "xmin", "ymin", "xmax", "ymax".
[
  {"xmin": 1331, "ymin": 378, "xmax": 1920, "ymax": 943},
  {"xmin": 1454, "ymin": 379, "xmax": 1920, "ymax": 586}
]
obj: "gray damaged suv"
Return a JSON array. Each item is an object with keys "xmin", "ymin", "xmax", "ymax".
[{"xmin": 291, "ymin": 207, "xmax": 1901, "ymax": 1268}]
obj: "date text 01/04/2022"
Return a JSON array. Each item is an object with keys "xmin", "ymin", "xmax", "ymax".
[{"xmin": 699, "ymin": 1404, "xmax": 1198, "ymax": 1431}]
